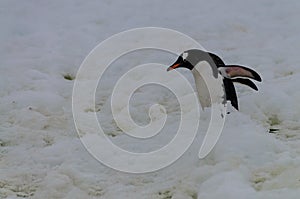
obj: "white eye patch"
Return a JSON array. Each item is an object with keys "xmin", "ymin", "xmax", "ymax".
[{"xmin": 182, "ymin": 52, "xmax": 188, "ymax": 60}]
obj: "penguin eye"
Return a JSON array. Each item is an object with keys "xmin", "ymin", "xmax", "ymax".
[{"xmin": 182, "ymin": 52, "xmax": 188, "ymax": 60}]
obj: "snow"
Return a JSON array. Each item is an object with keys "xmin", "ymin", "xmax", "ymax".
[{"xmin": 1, "ymin": 0, "xmax": 300, "ymax": 198}]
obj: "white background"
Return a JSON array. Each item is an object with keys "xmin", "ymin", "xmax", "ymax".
[{"xmin": 0, "ymin": 0, "xmax": 300, "ymax": 198}]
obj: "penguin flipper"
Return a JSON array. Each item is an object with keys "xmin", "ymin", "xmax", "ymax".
[
  {"xmin": 225, "ymin": 65, "xmax": 262, "ymax": 82},
  {"xmin": 232, "ymin": 78, "xmax": 258, "ymax": 91},
  {"xmin": 223, "ymin": 78, "xmax": 238, "ymax": 110}
]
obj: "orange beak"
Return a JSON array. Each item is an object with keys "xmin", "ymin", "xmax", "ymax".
[{"xmin": 167, "ymin": 63, "xmax": 181, "ymax": 71}]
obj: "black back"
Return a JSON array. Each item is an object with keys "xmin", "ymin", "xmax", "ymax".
[{"xmin": 208, "ymin": 52, "xmax": 239, "ymax": 110}]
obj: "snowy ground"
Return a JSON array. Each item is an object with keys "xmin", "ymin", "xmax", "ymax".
[{"xmin": 1, "ymin": 0, "xmax": 300, "ymax": 198}]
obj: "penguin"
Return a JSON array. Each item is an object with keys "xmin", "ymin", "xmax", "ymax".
[{"xmin": 167, "ymin": 49, "xmax": 261, "ymax": 110}]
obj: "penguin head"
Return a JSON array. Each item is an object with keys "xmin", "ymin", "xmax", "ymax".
[
  {"xmin": 167, "ymin": 51, "xmax": 194, "ymax": 71},
  {"xmin": 167, "ymin": 49, "xmax": 221, "ymax": 79},
  {"xmin": 167, "ymin": 49, "xmax": 216, "ymax": 71}
]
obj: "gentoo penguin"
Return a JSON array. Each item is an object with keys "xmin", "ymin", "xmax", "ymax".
[{"xmin": 167, "ymin": 49, "xmax": 261, "ymax": 110}]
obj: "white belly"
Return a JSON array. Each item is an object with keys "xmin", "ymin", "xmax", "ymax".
[{"xmin": 191, "ymin": 62, "xmax": 225, "ymax": 109}]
